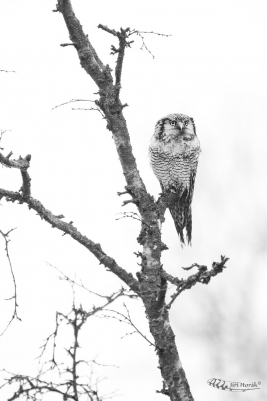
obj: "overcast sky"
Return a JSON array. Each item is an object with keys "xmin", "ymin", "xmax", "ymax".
[{"xmin": 0, "ymin": 1, "xmax": 267, "ymax": 400}]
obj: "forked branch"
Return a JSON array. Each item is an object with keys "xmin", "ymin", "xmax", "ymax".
[{"xmin": 98, "ymin": 25, "xmax": 133, "ymax": 91}]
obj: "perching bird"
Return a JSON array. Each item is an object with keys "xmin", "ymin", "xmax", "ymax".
[{"xmin": 149, "ymin": 113, "xmax": 201, "ymax": 244}]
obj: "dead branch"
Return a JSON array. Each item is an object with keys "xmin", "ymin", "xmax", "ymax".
[
  {"xmin": 0, "ymin": 168, "xmax": 139, "ymax": 293},
  {"xmin": 1, "ymin": 289, "xmax": 122, "ymax": 401},
  {"xmin": 0, "ymin": 229, "xmax": 21, "ymax": 337},
  {"xmin": 164, "ymin": 256, "xmax": 230, "ymax": 309},
  {"xmin": 0, "ymin": 153, "xmax": 30, "ymax": 171},
  {"xmin": 98, "ymin": 25, "xmax": 133, "ymax": 92}
]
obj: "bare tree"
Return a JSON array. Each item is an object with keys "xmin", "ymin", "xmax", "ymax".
[
  {"xmin": 1, "ymin": 281, "xmax": 130, "ymax": 401},
  {"xmin": 0, "ymin": 1, "xmax": 229, "ymax": 400}
]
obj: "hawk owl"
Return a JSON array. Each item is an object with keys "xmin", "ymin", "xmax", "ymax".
[{"xmin": 149, "ymin": 113, "xmax": 201, "ymax": 244}]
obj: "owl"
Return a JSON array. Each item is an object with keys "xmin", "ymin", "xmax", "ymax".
[{"xmin": 149, "ymin": 113, "xmax": 201, "ymax": 244}]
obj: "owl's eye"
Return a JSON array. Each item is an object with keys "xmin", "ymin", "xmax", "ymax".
[
  {"xmin": 169, "ymin": 120, "xmax": 176, "ymax": 126},
  {"xmin": 184, "ymin": 120, "xmax": 189, "ymax": 126}
]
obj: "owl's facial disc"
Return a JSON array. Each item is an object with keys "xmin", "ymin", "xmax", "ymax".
[
  {"xmin": 155, "ymin": 114, "xmax": 195, "ymax": 142},
  {"xmin": 168, "ymin": 117, "xmax": 191, "ymax": 133}
]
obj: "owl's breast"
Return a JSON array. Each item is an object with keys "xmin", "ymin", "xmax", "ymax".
[
  {"xmin": 150, "ymin": 134, "xmax": 200, "ymax": 157},
  {"xmin": 149, "ymin": 134, "xmax": 201, "ymax": 191}
]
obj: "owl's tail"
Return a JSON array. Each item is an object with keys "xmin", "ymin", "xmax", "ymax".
[{"xmin": 169, "ymin": 190, "xmax": 192, "ymax": 245}]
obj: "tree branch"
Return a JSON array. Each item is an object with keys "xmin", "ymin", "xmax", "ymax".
[
  {"xmin": 0, "ymin": 147, "xmax": 139, "ymax": 292},
  {"xmin": 0, "ymin": 153, "xmax": 30, "ymax": 170},
  {"xmin": 163, "ymin": 256, "xmax": 230, "ymax": 309},
  {"xmin": 56, "ymin": 0, "xmax": 107, "ymax": 88},
  {"xmin": 0, "ymin": 189, "xmax": 139, "ymax": 293},
  {"xmin": 98, "ymin": 25, "xmax": 134, "ymax": 91}
]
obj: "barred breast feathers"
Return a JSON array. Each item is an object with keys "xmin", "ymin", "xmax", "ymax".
[{"xmin": 149, "ymin": 143, "xmax": 200, "ymax": 191}]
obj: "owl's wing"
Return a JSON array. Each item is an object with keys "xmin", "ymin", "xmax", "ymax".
[{"xmin": 169, "ymin": 166, "xmax": 197, "ymax": 244}]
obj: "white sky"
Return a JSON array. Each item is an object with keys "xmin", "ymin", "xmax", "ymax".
[{"xmin": 0, "ymin": 0, "xmax": 267, "ymax": 400}]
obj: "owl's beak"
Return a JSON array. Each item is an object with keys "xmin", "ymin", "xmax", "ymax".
[{"xmin": 177, "ymin": 121, "xmax": 183, "ymax": 131}]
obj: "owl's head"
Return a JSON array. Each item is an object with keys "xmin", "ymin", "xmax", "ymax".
[{"xmin": 154, "ymin": 113, "xmax": 196, "ymax": 141}]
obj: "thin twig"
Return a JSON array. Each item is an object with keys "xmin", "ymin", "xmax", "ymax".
[
  {"xmin": 48, "ymin": 262, "xmax": 137, "ymax": 300},
  {"xmin": 116, "ymin": 212, "xmax": 151, "ymax": 230},
  {"xmin": 103, "ymin": 303, "xmax": 156, "ymax": 348},
  {"xmin": 71, "ymin": 106, "xmax": 106, "ymax": 118},
  {"xmin": 115, "ymin": 211, "xmax": 141, "ymax": 222},
  {"xmin": 129, "ymin": 29, "xmax": 171, "ymax": 59},
  {"xmin": 0, "ymin": 229, "xmax": 21, "ymax": 337},
  {"xmin": 138, "ymin": 30, "xmax": 172, "ymax": 37},
  {"xmin": 0, "ymin": 129, "xmax": 11, "ymax": 144},
  {"xmin": 51, "ymin": 99, "xmax": 96, "ymax": 111}
]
